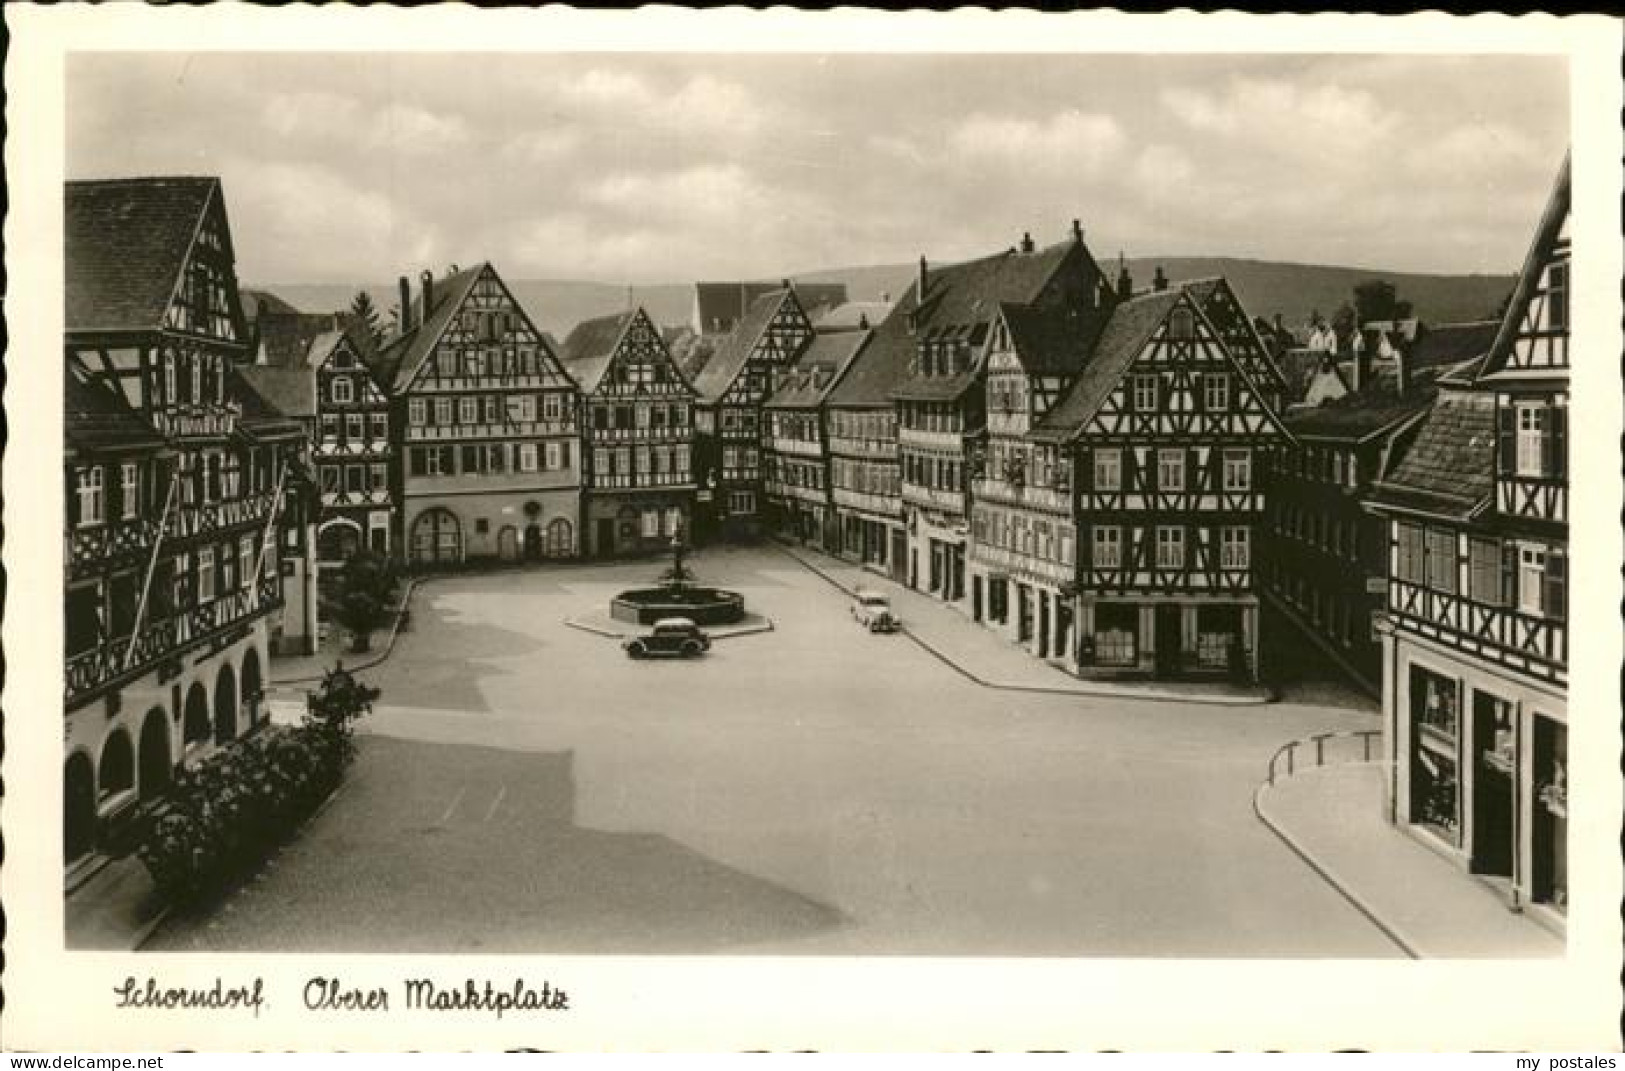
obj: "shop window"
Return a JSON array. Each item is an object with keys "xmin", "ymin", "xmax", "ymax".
[
  {"xmin": 1093, "ymin": 603, "xmax": 1138, "ymax": 666},
  {"xmin": 1409, "ymin": 666, "xmax": 1461, "ymax": 844}
]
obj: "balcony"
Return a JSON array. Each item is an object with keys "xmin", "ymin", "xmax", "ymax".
[
  {"xmin": 832, "ymin": 487, "xmax": 900, "ymax": 518},
  {"xmin": 406, "ymin": 420, "xmax": 575, "ymax": 442},
  {"xmin": 970, "ymin": 476, "xmax": 1070, "ymax": 514},
  {"xmin": 901, "ymin": 482, "xmax": 964, "ymax": 515},
  {"xmin": 316, "ymin": 439, "xmax": 392, "ymax": 459},
  {"xmin": 151, "ymin": 404, "xmax": 239, "ymax": 440},
  {"xmin": 65, "ymin": 575, "xmax": 281, "ymax": 706},
  {"xmin": 1388, "ymin": 579, "xmax": 1568, "ymax": 684},
  {"xmin": 589, "ymin": 474, "xmax": 696, "ymax": 491},
  {"xmin": 66, "ymin": 516, "xmax": 162, "ymax": 578},
  {"xmin": 828, "ymin": 436, "xmax": 896, "ymax": 460},
  {"xmin": 767, "ymin": 436, "xmax": 825, "ymax": 459},
  {"xmin": 766, "ymin": 482, "xmax": 828, "ymax": 507}
]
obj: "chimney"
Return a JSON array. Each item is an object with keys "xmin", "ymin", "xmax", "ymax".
[
  {"xmin": 1351, "ymin": 333, "xmax": 1369, "ymax": 392},
  {"xmin": 1273, "ymin": 312, "xmax": 1284, "ymax": 335},
  {"xmin": 398, "ymin": 276, "xmax": 411, "ymax": 332},
  {"xmin": 1153, "ymin": 266, "xmax": 1169, "ymax": 293},
  {"xmin": 1072, "ymin": 219, "xmax": 1084, "ymax": 244},
  {"xmin": 918, "ymin": 256, "xmax": 929, "ymax": 300},
  {"xmin": 1020, "ymin": 231, "xmax": 1035, "ymax": 254},
  {"xmin": 1116, "ymin": 254, "xmax": 1133, "ymax": 301},
  {"xmin": 420, "ymin": 270, "xmax": 435, "ymax": 318},
  {"xmin": 880, "ymin": 291, "xmax": 890, "ymax": 304}
]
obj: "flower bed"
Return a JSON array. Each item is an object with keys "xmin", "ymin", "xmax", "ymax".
[{"xmin": 137, "ymin": 667, "xmax": 378, "ymax": 905}]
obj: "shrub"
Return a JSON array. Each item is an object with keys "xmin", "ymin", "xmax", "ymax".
[{"xmin": 136, "ymin": 668, "xmax": 378, "ymax": 905}]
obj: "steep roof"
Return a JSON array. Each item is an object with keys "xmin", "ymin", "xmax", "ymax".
[
  {"xmin": 1000, "ymin": 302, "xmax": 1109, "ymax": 377},
  {"xmin": 560, "ymin": 310, "xmax": 634, "ymax": 364},
  {"xmin": 765, "ymin": 330, "xmax": 871, "ymax": 409},
  {"xmin": 66, "ymin": 176, "xmax": 219, "ymax": 334},
  {"xmin": 229, "ymin": 365, "xmax": 308, "ymax": 439},
  {"xmin": 1408, "ymin": 320, "xmax": 1500, "ymax": 370},
  {"xmin": 695, "ymin": 281, "xmax": 846, "ymax": 333},
  {"xmin": 1179, "ymin": 275, "xmax": 1290, "ymax": 392},
  {"xmin": 64, "ymin": 371, "xmax": 166, "ymax": 455},
  {"xmin": 236, "ymin": 364, "xmax": 317, "ymax": 419},
  {"xmin": 1480, "ymin": 152, "xmax": 1571, "ymax": 382},
  {"xmin": 1030, "ymin": 289, "xmax": 1184, "ymax": 442},
  {"xmin": 811, "ymin": 300, "xmax": 892, "ymax": 332},
  {"xmin": 370, "ymin": 264, "xmax": 485, "ymax": 392},
  {"xmin": 1368, "ymin": 388, "xmax": 1496, "ymax": 519},
  {"xmin": 691, "ymin": 288, "xmax": 795, "ymax": 402},
  {"xmin": 1284, "ymin": 392, "xmax": 1429, "ymax": 442}
]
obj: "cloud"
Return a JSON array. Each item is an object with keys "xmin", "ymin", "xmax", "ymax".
[
  {"xmin": 500, "ymin": 127, "xmax": 583, "ymax": 163},
  {"xmin": 583, "ymin": 163, "xmax": 771, "ymax": 224},
  {"xmin": 225, "ymin": 161, "xmax": 404, "ymax": 280},
  {"xmin": 949, "ymin": 109, "xmax": 1125, "ymax": 171},
  {"xmin": 1163, "ymin": 77, "xmax": 1397, "ymax": 154}
]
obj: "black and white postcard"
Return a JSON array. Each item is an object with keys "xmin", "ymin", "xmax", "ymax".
[{"xmin": 4, "ymin": 4, "xmax": 1622, "ymax": 1052}]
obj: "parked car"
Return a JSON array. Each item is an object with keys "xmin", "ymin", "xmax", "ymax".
[
  {"xmin": 624, "ymin": 617, "xmax": 712, "ymax": 659},
  {"xmin": 850, "ymin": 591, "xmax": 899, "ymax": 632}
]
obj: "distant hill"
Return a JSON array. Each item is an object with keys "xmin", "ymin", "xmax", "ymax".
[{"xmin": 252, "ymin": 257, "xmax": 1512, "ymax": 340}]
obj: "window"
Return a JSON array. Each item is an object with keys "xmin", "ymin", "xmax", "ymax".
[
  {"xmin": 1468, "ymin": 538, "xmax": 1503, "ymax": 605},
  {"xmin": 729, "ymin": 490, "xmax": 755, "ymax": 515},
  {"xmin": 593, "ymin": 406, "xmax": 610, "ymax": 431},
  {"xmin": 1396, "ymin": 521, "xmax": 1425, "ymax": 583},
  {"xmin": 1425, "ymin": 528, "xmax": 1457, "ymax": 594},
  {"xmin": 1157, "ymin": 449, "xmax": 1185, "ymax": 492},
  {"xmin": 518, "ymin": 444, "xmax": 539, "ymax": 473},
  {"xmin": 1548, "ymin": 261, "xmax": 1568, "ymax": 330},
  {"xmin": 198, "ymin": 547, "xmax": 215, "ymax": 602},
  {"xmin": 346, "ymin": 466, "xmax": 365, "ymax": 494},
  {"xmin": 370, "ymin": 463, "xmax": 387, "ymax": 491},
  {"xmin": 1093, "ymin": 449, "xmax": 1122, "ymax": 492},
  {"xmin": 409, "ymin": 398, "xmax": 426, "ymax": 426},
  {"xmin": 425, "ymin": 448, "xmax": 443, "ymax": 476},
  {"xmin": 370, "ymin": 413, "xmax": 387, "ymax": 440},
  {"xmin": 120, "ymin": 463, "xmax": 139, "ymax": 520},
  {"xmin": 76, "ymin": 466, "xmax": 104, "ymax": 527},
  {"xmin": 1168, "ymin": 307, "xmax": 1195, "ymax": 341},
  {"xmin": 1221, "ymin": 526, "xmax": 1250, "ymax": 569},
  {"xmin": 482, "ymin": 396, "xmax": 500, "ymax": 424},
  {"xmin": 458, "ymin": 397, "xmax": 478, "ymax": 425},
  {"xmin": 664, "ymin": 506, "xmax": 682, "ymax": 536},
  {"xmin": 635, "ymin": 404, "xmax": 651, "ymax": 429},
  {"xmin": 635, "ymin": 446, "xmax": 651, "ymax": 475},
  {"xmin": 346, "ymin": 413, "xmax": 364, "ymax": 441},
  {"xmin": 1203, "ymin": 373, "xmax": 1229, "ymax": 411},
  {"xmin": 594, "ymin": 448, "xmax": 611, "ymax": 476},
  {"xmin": 1516, "ymin": 404, "xmax": 1547, "ymax": 477},
  {"xmin": 675, "ymin": 445, "xmax": 691, "ymax": 475},
  {"xmin": 641, "ymin": 509, "xmax": 660, "ymax": 538},
  {"xmin": 320, "ymin": 466, "xmax": 340, "ymax": 493},
  {"xmin": 1092, "ymin": 526, "xmax": 1122, "ymax": 569},
  {"xmin": 1519, "ymin": 546, "xmax": 1546, "ymax": 615},
  {"xmin": 331, "ymin": 377, "xmax": 354, "ymax": 405},
  {"xmin": 672, "ymin": 405, "xmax": 688, "ymax": 427},
  {"xmin": 1223, "ymin": 449, "xmax": 1251, "ymax": 491},
  {"xmin": 461, "ymin": 445, "xmax": 480, "ymax": 474},
  {"xmin": 163, "ymin": 354, "xmax": 177, "ymax": 405},
  {"xmin": 1156, "ymin": 526, "xmax": 1185, "ymax": 568},
  {"xmin": 434, "ymin": 398, "xmax": 453, "ymax": 426},
  {"xmin": 546, "ymin": 442, "xmax": 563, "ymax": 471},
  {"xmin": 321, "ymin": 414, "xmax": 339, "ymax": 440},
  {"xmin": 617, "ymin": 446, "xmax": 633, "ymax": 475},
  {"xmin": 239, "ymin": 535, "xmax": 256, "ymax": 591},
  {"xmin": 520, "ymin": 395, "xmax": 538, "ymax": 423}
]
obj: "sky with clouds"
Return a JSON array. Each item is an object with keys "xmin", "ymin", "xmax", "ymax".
[{"xmin": 68, "ymin": 52, "xmax": 1568, "ymax": 285}]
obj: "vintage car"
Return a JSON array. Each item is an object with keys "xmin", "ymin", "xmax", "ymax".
[
  {"xmin": 850, "ymin": 590, "xmax": 899, "ymax": 633},
  {"xmin": 623, "ymin": 617, "xmax": 712, "ymax": 659}
]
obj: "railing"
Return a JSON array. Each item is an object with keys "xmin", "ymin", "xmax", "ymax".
[
  {"xmin": 832, "ymin": 488, "xmax": 899, "ymax": 517},
  {"xmin": 413, "ymin": 374, "xmax": 554, "ymax": 392},
  {"xmin": 767, "ymin": 437, "xmax": 825, "ymax": 459},
  {"xmin": 1388, "ymin": 579, "xmax": 1567, "ymax": 680},
  {"xmin": 586, "ymin": 425, "xmax": 691, "ymax": 444},
  {"xmin": 66, "ymin": 516, "xmax": 163, "ymax": 575},
  {"xmin": 898, "ymin": 428, "xmax": 963, "ymax": 451},
  {"xmin": 1265, "ymin": 729, "xmax": 1381, "ymax": 786},
  {"xmin": 151, "ymin": 404, "xmax": 239, "ymax": 439},
  {"xmin": 589, "ymin": 474, "xmax": 695, "ymax": 490},
  {"xmin": 321, "ymin": 489, "xmax": 392, "ymax": 507},
  {"xmin": 969, "ymin": 542, "xmax": 1072, "ymax": 584},
  {"xmin": 167, "ymin": 490, "xmax": 278, "ymax": 540},
  {"xmin": 65, "ymin": 576, "xmax": 281, "ymax": 704}
]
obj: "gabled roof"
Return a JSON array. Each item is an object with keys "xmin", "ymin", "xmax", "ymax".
[
  {"xmin": 1479, "ymin": 152, "xmax": 1570, "ymax": 382},
  {"xmin": 229, "ymin": 365, "xmax": 308, "ymax": 439},
  {"xmin": 1283, "ymin": 391, "xmax": 1430, "ymax": 443},
  {"xmin": 236, "ymin": 364, "xmax": 317, "ymax": 420},
  {"xmin": 811, "ymin": 300, "xmax": 892, "ymax": 333},
  {"xmin": 692, "ymin": 288, "xmax": 797, "ymax": 402},
  {"xmin": 240, "ymin": 288, "xmax": 303, "ymax": 324},
  {"xmin": 765, "ymin": 330, "xmax": 872, "ymax": 410},
  {"xmin": 65, "ymin": 370, "xmax": 166, "ymax": 455},
  {"xmin": 1179, "ymin": 276, "xmax": 1290, "ymax": 393},
  {"xmin": 999, "ymin": 302, "xmax": 1109, "ymax": 377},
  {"xmin": 370, "ymin": 264, "xmax": 486, "ymax": 393},
  {"xmin": 257, "ymin": 310, "xmax": 349, "ymax": 369},
  {"xmin": 66, "ymin": 176, "xmax": 219, "ymax": 335},
  {"xmin": 1368, "ymin": 388, "xmax": 1497, "ymax": 519},
  {"xmin": 695, "ymin": 281, "xmax": 845, "ymax": 333},
  {"xmin": 1030, "ymin": 289, "xmax": 1184, "ymax": 441}
]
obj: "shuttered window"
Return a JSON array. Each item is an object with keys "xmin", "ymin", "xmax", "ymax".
[
  {"xmin": 1395, "ymin": 521, "xmax": 1425, "ymax": 583},
  {"xmin": 1425, "ymin": 528, "xmax": 1457, "ymax": 594}
]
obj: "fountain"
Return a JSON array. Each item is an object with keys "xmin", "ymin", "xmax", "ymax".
[{"xmin": 609, "ymin": 525, "xmax": 746, "ymax": 627}]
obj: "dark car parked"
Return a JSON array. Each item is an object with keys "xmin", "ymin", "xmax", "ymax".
[{"xmin": 623, "ymin": 617, "xmax": 712, "ymax": 659}]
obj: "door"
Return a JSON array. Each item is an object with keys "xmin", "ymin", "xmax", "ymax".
[
  {"xmin": 1154, "ymin": 604, "xmax": 1182, "ymax": 676},
  {"xmin": 973, "ymin": 576, "xmax": 984, "ymax": 622},
  {"xmin": 524, "ymin": 524, "xmax": 543, "ymax": 561},
  {"xmin": 497, "ymin": 526, "xmax": 520, "ymax": 562},
  {"xmin": 596, "ymin": 519, "xmax": 615, "ymax": 558},
  {"xmin": 1017, "ymin": 585, "xmax": 1032, "ymax": 643},
  {"xmin": 1471, "ymin": 692, "xmax": 1516, "ymax": 878},
  {"xmin": 1037, "ymin": 592, "xmax": 1050, "ymax": 657}
]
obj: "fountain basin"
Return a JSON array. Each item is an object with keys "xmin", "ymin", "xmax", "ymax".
[{"xmin": 610, "ymin": 586, "xmax": 746, "ymax": 627}]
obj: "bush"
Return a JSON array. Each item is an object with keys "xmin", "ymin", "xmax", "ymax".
[{"xmin": 136, "ymin": 668, "xmax": 378, "ymax": 905}]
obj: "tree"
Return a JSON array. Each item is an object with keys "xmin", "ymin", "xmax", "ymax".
[
  {"xmin": 1331, "ymin": 301, "xmax": 1357, "ymax": 339},
  {"xmin": 350, "ymin": 290, "xmax": 384, "ymax": 351},
  {"xmin": 1353, "ymin": 279, "xmax": 1399, "ymax": 325},
  {"xmin": 330, "ymin": 549, "xmax": 398, "ymax": 652}
]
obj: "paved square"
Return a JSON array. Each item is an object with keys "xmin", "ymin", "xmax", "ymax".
[{"xmin": 150, "ymin": 546, "xmax": 1395, "ymax": 956}]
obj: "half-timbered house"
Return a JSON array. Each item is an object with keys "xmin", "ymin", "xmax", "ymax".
[
  {"xmin": 763, "ymin": 329, "xmax": 873, "ymax": 549},
  {"xmin": 64, "ymin": 177, "xmax": 302, "ymax": 875},
  {"xmin": 1032, "ymin": 282, "xmax": 1288, "ymax": 681},
  {"xmin": 825, "ymin": 316, "xmax": 911, "ymax": 580},
  {"xmin": 1367, "ymin": 154, "xmax": 1570, "ymax": 930},
  {"xmin": 690, "ymin": 287, "xmax": 815, "ymax": 540},
  {"xmin": 892, "ymin": 226, "xmax": 1115, "ymax": 604},
  {"xmin": 306, "ymin": 327, "xmax": 395, "ymax": 562},
  {"xmin": 561, "ymin": 307, "xmax": 698, "ymax": 558},
  {"xmin": 371, "ymin": 263, "xmax": 581, "ymax": 565}
]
